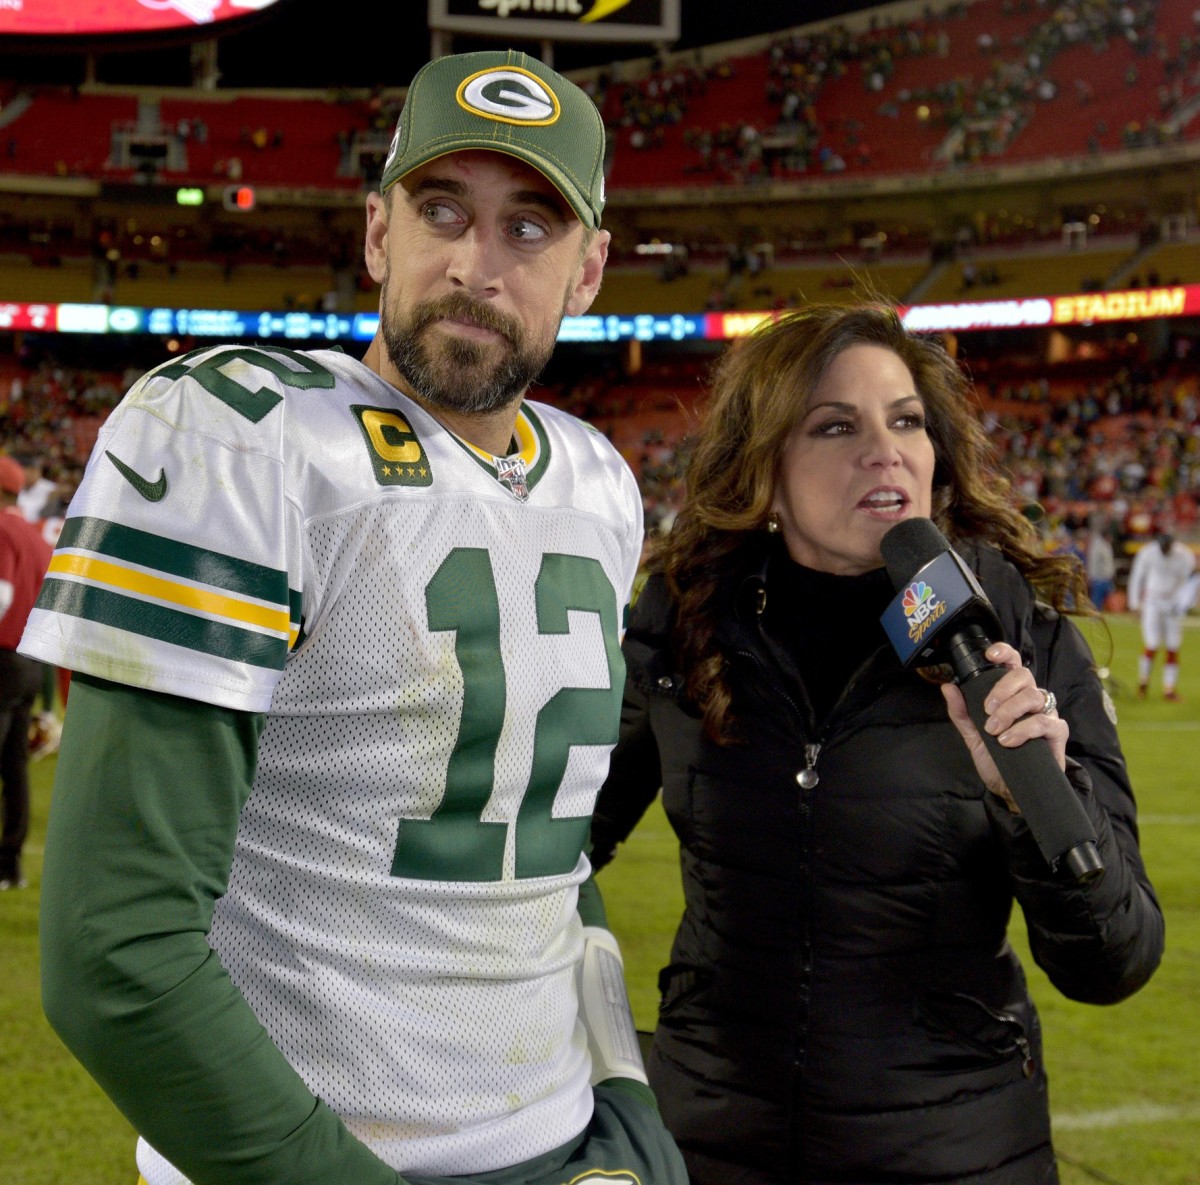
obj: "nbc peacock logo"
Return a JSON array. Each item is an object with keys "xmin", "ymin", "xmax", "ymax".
[{"xmin": 902, "ymin": 580, "xmax": 946, "ymax": 643}]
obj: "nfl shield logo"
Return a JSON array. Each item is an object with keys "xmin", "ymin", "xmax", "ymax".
[{"xmin": 495, "ymin": 455, "xmax": 530, "ymax": 502}]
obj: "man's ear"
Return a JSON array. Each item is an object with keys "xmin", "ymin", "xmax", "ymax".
[
  {"xmin": 565, "ymin": 229, "xmax": 610, "ymax": 317},
  {"xmin": 364, "ymin": 191, "xmax": 390, "ymax": 285}
]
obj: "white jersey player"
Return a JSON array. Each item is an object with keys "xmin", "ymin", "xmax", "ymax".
[
  {"xmin": 23, "ymin": 49, "xmax": 686, "ymax": 1185},
  {"xmin": 1127, "ymin": 530, "xmax": 1196, "ymax": 701}
]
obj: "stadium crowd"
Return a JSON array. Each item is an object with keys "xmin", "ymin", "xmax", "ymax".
[
  {"xmin": 979, "ymin": 363, "xmax": 1200, "ymax": 567},
  {"xmin": 0, "ymin": 0, "xmax": 1197, "ymax": 269},
  {"xmin": 597, "ymin": 0, "xmax": 1194, "ymax": 182},
  {"xmin": 3, "ymin": 345, "xmax": 1196, "ymax": 598}
]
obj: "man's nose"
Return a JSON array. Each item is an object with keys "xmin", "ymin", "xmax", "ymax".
[{"xmin": 446, "ymin": 225, "xmax": 503, "ymax": 295}]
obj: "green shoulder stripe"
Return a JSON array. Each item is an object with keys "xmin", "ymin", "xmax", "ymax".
[
  {"xmin": 41, "ymin": 515, "xmax": 301, "ymax": 663},
  {"xmin": 38, "ymin": 579, "xmax": 288, "ymax": 669},
  {"xmin": 58, "ymin": 516, "xmax": 287, "ymax": 605}
]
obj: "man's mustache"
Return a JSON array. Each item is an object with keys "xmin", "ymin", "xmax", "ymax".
[{"xmin": 410, "ymin": 294, "xmax": 522, "ymax": 347}]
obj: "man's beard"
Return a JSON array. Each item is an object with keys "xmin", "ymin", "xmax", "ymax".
[{"xmin": 380, "ymin": 285, "xmax": 560, "ymax": 416}]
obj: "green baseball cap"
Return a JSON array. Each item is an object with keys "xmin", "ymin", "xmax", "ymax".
[{"xmin": 380, "ymin": 50, "xmax": 607, "ymax": 229}]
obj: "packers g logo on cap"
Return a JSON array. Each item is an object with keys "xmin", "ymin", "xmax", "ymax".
[{"xmin": 457, "ymin": 67, "xmax": 561, "ymax": 126}]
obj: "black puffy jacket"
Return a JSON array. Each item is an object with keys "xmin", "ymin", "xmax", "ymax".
[{"xmin": 591, "ymin": 542, "xmax": 1163, "ymax": 1185}]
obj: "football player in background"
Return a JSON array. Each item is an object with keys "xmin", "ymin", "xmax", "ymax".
[
  {"xmin": 0, "ymin": 453, "xmax": 52, "ymax": 892},
  {"xmin": 22, "ymin": 50, "xmax": 685, "ymax": 1185},
  {"xmin": 1127, "ymin": 523, "xmax": 1197, "ymax": 701}
]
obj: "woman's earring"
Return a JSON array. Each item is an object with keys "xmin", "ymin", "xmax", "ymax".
[{"xmin": 766, "ymin": 513, "xmax": 780, "ymax": 534}]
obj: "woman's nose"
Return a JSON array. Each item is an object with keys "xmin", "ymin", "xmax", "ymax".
[{"xmin": 860, "ymin": 423, "xmax": 903, "ymax": 468}]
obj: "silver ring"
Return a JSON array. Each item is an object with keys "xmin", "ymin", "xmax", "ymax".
[{"xmin": 1040, "ymin": 689, "xmax": 1057, "ymax": 716}]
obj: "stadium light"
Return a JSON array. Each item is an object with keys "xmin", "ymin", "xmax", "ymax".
[{"xmin": 222, "ymin": 186, "xmax": 257, "ymax": 213}]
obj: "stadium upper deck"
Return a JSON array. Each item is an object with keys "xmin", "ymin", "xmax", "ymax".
[{"xmin": 1, "ymin": 0, "xmax": 1199, "ymax": 316}]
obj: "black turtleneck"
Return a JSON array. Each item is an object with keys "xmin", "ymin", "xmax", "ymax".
[{"xmin": 763, "ymin": 553, "xmax": 895, "ymax": 725}]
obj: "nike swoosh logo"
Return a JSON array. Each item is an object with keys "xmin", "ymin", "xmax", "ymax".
[{"xmin": 106, "ymin": 451, "xmax": 168, "ymax": 502}]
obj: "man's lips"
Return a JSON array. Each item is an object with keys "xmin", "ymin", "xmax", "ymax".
[{"xmin": 434, "ymin": 315, "xmax": 505, "ymax": 341}]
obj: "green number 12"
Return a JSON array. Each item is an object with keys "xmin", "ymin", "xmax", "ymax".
[{"xmin": 391, "ymin": 548, "xmax": 622, "ymax": 882}]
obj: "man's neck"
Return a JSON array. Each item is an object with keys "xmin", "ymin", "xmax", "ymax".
[
  {"xmin": 362, "ymin": 335, "xmax": 523, "ymax": 456},
  {"xmin": 419, "ymin": 399, "xmax": 522, "ymax": 458}
]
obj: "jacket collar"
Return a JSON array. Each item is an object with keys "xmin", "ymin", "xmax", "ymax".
[{"xmin": 731, "ymin": 536, "xmax": 775, "ymax": 626}]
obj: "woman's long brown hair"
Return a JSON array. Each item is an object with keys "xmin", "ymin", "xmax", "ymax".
[{"xmin": 656, "ymin": 303, "xmax": 1091, "ymax": 740}]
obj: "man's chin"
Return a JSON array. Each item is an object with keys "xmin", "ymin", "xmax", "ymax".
[
  {"xmin": 405, "ymin": 361, "xmax": 526, "ymax": 416},
  {"xmin": 428, "ymin": 353, "xmax": 502, "ymax": 393},
  {"xmin": 429, "ymin": 333, "xmax": 514, "ymax": 382},
  {"xmin": 385, "ymin": 318, "xmax": 551, "ymax": 414}
]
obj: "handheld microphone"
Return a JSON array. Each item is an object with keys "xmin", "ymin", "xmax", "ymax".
[{"xmin": 879, "ymin": 518, "xmax": 1104, "ymax": 885}]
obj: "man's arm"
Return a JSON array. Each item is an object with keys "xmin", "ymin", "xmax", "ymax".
[
  {"xmin": 1126, "ymin": 548, "xmax": 1145, "ymax": 610},
  {"xmin": 589, "ymin": 574, "xmax": 672, "ymax": 874},
  {"xmin": 41, "ymin": 675, "xmax": 402, "ymax": 1185},
  {"xmin": 573, "ymin": 875, "xmax": 652, "ymax": 1095}
]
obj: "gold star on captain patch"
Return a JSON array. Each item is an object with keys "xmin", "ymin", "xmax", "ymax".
[
  {"xmin": 407, "ymin": 467, "xmax": 416, "ymax": 477},
  {"xmin": 382, "ymin": 465, "xmax": 391, "ymax": 476},
  {"xmin": 419, "ymin": 467, "xmax": 428, "ymax": 477}
]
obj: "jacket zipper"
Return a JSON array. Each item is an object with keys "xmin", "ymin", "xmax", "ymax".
[
  {"xmin": 953, "ymin": 993, "xmax": 1037, "ymax": 1078},
  {"xmin": 732, "ymin": 601, "xmax": 904, "ymax": 1175},
  {"xmin": 734, "ymin": 640, "xmax": 820, "ymax": 1174},
  {"xmin": 734, "ymin": 643, "xmax": 890, "ymax": 790},
  {"xmin": 798, "ymin": 743, "xmax": 820, "ymax": 789}
]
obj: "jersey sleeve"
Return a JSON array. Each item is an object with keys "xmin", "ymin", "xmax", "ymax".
[
  {"xmin": 619, "ymin": 467, "xmax": 645, "ymax": 636},
  {"xmin": 1126, "ymin": 547, "xmax": 1146, "ymax": 609},
  {"xmin": 19, "ymin": 346, "xmax": 317, "ymax": 712},
  {"xmin": 598, "ymin": 430, "xmax": 643, "ymax": 637},
  {"xmin": 41, "ymin": 675, "xmax": 403, "ymax": 1185}
]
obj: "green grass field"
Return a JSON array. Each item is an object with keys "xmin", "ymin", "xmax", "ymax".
[{"xmin": 1, "ymin": 614, "xmax": 1195, "ymax": 1184}]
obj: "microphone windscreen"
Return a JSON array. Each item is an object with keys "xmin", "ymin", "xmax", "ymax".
[{"xmin": 880, "ymin": 517, "xmax": 950, "ymax": 589}]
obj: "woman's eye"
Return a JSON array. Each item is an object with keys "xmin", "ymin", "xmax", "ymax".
[
  {"xmin": 813, "ymin": 419, "xmax": 853, "ymax": 436},
  {"xmin": 896, "ymin": 412, "xmax": 928, "ymax": 430}
]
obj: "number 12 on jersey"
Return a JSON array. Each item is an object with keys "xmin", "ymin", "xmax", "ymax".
[{"xmin": 391, "ymin": 548, "xmax": 623, "ymax": 883}]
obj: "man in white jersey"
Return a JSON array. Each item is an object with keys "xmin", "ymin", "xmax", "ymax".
[
  {"xmin": 22, "ymin": 50, "xmax": 686, "ymax": 1185},
  {"xmin": 1127, "ymin": 526, "xmax": 1196, "ymax": 701}
]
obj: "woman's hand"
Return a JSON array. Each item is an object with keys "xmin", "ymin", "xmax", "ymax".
[{"xmin": 940, "ymin": 642, "xmax": 1069, "ymax": 813}]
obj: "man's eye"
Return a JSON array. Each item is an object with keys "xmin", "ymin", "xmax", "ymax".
[
  {"xmin": 421, "ymin": 202, "xmax": 461, "ymax": 225},
  {"xmin": 508, "ymin": 218, "xmax": 549, "ymax": 242}
]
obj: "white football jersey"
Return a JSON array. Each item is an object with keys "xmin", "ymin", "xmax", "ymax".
[
  {"xmin": 1127, "ymin": 540, "xmax": 1196, "ymax": 608},
  {"xmin": 21, "ymin": 344, "xmax": 643, "ymax": 1175}
]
